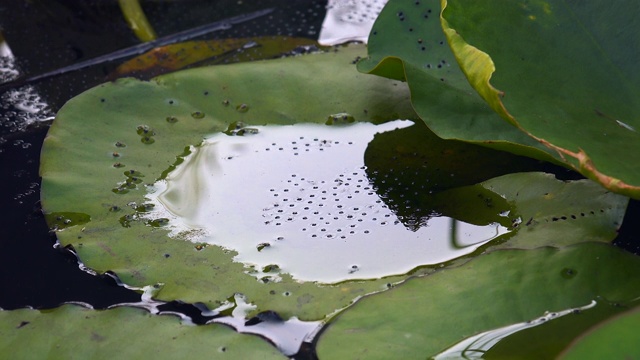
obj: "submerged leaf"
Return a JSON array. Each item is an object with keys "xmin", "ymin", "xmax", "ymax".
[
  {"xmin": 110, "ymin": 37, "xmax": 324, "ymax": 80},
  {"xmin": 0, "ymin": 305, "xmax": 284, "ymax": 359},
  {"xmin": 316, "ymin": 243, "xmax": 640, "ymax": 359}
]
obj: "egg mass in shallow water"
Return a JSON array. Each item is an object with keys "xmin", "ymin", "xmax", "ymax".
[{"xmin": 143, "ymin": 120, "xmax": 510, "ymax": 283}]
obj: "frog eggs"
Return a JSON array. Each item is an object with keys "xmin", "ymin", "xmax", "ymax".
[{"xmin": 144, "ymin": 120, "xmax": 508, "ymax": 283}]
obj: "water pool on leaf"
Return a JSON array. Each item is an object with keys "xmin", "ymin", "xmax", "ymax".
[{"xmin": 144, "ymin": 120, "xmax": 511, "ymax": 283}]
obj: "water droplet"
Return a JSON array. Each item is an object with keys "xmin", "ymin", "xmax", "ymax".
[
  {"xmin": 236, "ymin": 103, "xmax": 250, "ymax": 113},
  {"xmin": 561, "ymin": 268, "xmax": 577, "ymax": 279},
  {"xmin": 136, "ymin": 125, "xmax": 155, "ymax": 136},
  {"xmin": 141, "ymin": 136, "xmax": 155, "ymax": 144},
  {"xmin": 112, "ymin": 186, "xmax": 129, "ymax": 194},
  {"xmin": 191, "ymin": 111, "xmax": 205, "ymax": 119},
  {"xmin": 45, "ymin": 212, "xmax": 91, "ymax": 231}
]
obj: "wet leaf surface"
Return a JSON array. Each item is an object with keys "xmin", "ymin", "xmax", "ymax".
[
  {"xmin": 316, "ymin": 243, "xmax": 640, "ymax": 359},
  {"xmin": 41, "ymin": 45, "xmax": 421, "ymax": 320},
  {"xmin": 40, "ymin": 44, "xmax": 627, "ymax": 323},
  {"xmin": 441, "ymin": 0, "xmax": 640, "ymax": 197},
  {"xmin": 359, "ymin": 0, "xmax": 640, "ymax": 198},
  {"xmin": 0, "ymin": 304, "xmax": 284, "ymax": 359},
  {"xmin": 357, "ymin": 0, "xmax": 559, "ymax": 162},
  {"xmin": 559, "ymin": 305, "xmax": 640, "ymax": 360}
]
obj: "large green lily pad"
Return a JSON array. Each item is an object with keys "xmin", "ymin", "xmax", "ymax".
[
  {"xmin": 316, "ymin": 242, "xmax": 640, "ymax": 359},
  {"xmin": 441, "ymin": 0, "xmax": 640, "ymax": 198},
  {"xmin": 41, "ymin": 45, "xmax": 421, "ymax": 320},
  {"xmin": 357, "ymin": 0, "xmax": 561, "ymax": 162},
  {"xmin": 0, "ymin": 305, "xmax": 284, "ymax": 359},
  {"xmin": 40, "ymin": 44, "xmax": 627, "ymax": 321}
]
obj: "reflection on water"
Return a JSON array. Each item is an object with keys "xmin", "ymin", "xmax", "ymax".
[
  {"xmin": 145, "ymin": 120, "xmax": 512, "ymax": 283},
  {"xmin": 319, "ymin": 0, "xmax": 389, "ymax": 45},
  {"xmin": 433, "ymin": 301, "xmax": 597, "ymax": 359}
]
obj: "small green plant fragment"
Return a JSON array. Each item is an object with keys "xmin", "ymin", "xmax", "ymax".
[
  {"xmin": 262, "ymin": 264, "xmax": 280, "ymax": 273},
  {"xmin": 325, "ymin": 112, "xmax": 355, "ymax": 125},
  {"xmin": 117, "ymin": 0, "xmax": 157, "ymax": 42},
  {"xmin": 134, "ymin": 203, "xmax": 154, "ymax": 212},
  {"xmin": 0, "ymin": 304, "xmax": 285, "ymax": 359},
  {"xmin": 224, "ymin": 121, "xmax": 259, "ymax": 136},
  {"xmin": 257, "ymin": 243, "xmax": 271, "ymax": 252},
  {"xmin": 124, "ymin": 169, "xmax": 144, "ymax": 178},
  {"xmin": 146, "ymin": 218, "xmax": 169, "ymax": 227},
  {"xmin": 119, "ymin": 214, "xmax": 135, "ymax": 228}
]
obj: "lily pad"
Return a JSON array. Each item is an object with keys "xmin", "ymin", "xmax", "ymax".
[
  {"xmin": 40, "ymin": 44, "xmax": 627, "ymax": 321},
  {"xmin": 559, "ymin": 305, "xmax": 640, "ymax": 360},
  {"xmin": 480, "ymin": 172, "xmax": 627, "ymax": 249},
  {"xmin": 41, "ymin": 45, "xmax": 421, "ymax": 320},
  {"xmin": 357, "ymin": 0, "xmax": 561, "ymax": 162},
  {"xmin": 0, "ymin": 304, "xmax": 284, "ymax": 359},
  {"xmin": 316, "ymin": 242, "xmax": 640, "ymax": 359},
  {"xmin": 440, "ymin": 0, "xmax": 640, "ymax": 197}
]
